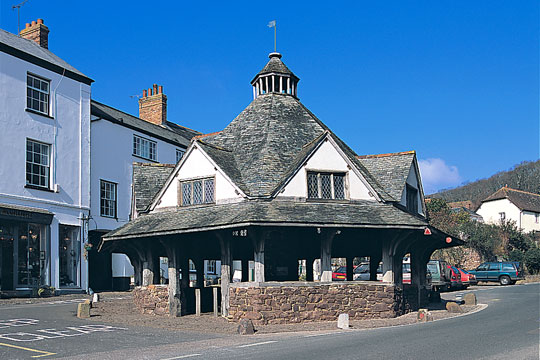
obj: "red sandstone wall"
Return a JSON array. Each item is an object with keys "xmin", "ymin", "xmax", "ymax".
[
  {"xmin": 133, "ymin": 285, "xmax": 169, "ymax": 315},
  {"xmin": 228, "ymin": 282, "xmax": 403, "ymax": 325}
]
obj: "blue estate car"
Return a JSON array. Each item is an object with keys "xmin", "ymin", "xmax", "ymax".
[{"xmin": 469, "ymin": 261, "xmax": 524, "ymax": 285}]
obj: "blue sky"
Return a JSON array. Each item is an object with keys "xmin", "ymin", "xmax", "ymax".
[{"xmin": 1, "ymin": 1, "xmax": 538, "ymax": 194}]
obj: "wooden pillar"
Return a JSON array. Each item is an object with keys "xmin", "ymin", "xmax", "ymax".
[
  {"xmin": 382, "ymin": 238, "xmax": 394, "ymax": 284},
  {"xmin": 219, "ymin": 235, "xmax": 231, "ymax": 317},
  {"xmin": 253, "ymin": 236, "xmax": 265, "ymax": 283},
  {"xmin": 167, "ymin": 246, "xmax": 182, "ymax": 317},
  {"xmin": 194, "ymin": 257, "xmax": 205, "ymax": 287},
  {"xmin": 306, "ymin": 258, "xmax": 314, "ymax": 281},
  {"xmin": 152, "ymin": 255, "xmax": 161, "ymax": 284},
  {"xmin": 320, "ymin": 230, "xmax": 336, "ymax": 282},
  {"xmin": 346, "ymin": 256, "xmax": 354, "ymax": 281},
  {"xmin": 370, "ymin": 254, "xmax": 382, "ymax": 282},
  {"xmin": 142, "ymin": 248, "xmax": 155, "ymax": 286},
  {"xmin": 241, "ymin": 259, "xmax": 249, "ymax": 282}
]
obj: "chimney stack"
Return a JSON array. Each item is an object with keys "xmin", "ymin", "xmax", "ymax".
[
  {"xmin": 20, "ymin": 19, "xmax": 49, "ymax": 49},
  {"xmin": 138, "ymin": 84, "xmax": 167, "ymax": 125}
]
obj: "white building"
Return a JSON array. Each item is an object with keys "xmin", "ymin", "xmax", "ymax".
[
  {"xmin": 0, "ymin": 20, "xmax": 92, "ymax": 294},
  {"xmin": 476, "ymin": 186, "xmax": 540, "ymax": 233},
  {"xmin": 89, "ymin": 86, "xmax": 199, "ymax": 290}
]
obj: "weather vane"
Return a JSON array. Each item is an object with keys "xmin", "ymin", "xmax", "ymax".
[
  {"xmin": 267, "ymin": 20, "xmax": 276, "ymax": 52},
  {"xmin": 12, "ymin": 0, "xmax": 29, "ymax": 35}
]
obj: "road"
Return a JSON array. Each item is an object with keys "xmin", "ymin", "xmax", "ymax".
[{"xmin": 0, "ymin": 283, "xmax": 538, "ymax": 359}]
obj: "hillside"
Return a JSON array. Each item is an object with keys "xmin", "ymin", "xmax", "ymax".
[{"xmin": 429, "ymin": 160, "xmax": 540, "ymax": 209}]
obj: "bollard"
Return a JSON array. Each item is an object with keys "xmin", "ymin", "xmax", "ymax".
[
  {"xmin": 195, "ymin": 288, "xmax": 201, "ymax": 316},
  {"xmin": 77, "ymin": 300, "xmax": 91, "ymax": 319},
  {"xmin": 337, "ymin": 313, "xmax": 349, "ymax": 329},
  {"xmin": 92, "ymin": 293, "xmax": 99, "ymax": 303},
  {"xmin": 213, "ymin": 287, "xmax": 218, "ymax": 317}
]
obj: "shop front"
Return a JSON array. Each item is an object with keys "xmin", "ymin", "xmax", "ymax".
[{"xmin": 0, "ymin": 204, "xmax": 53, "ymax": 294}]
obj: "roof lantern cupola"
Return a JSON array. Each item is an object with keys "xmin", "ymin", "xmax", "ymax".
[{"xmin": 251, "ymin": 52, "xmax": 300, "ymax": 99}]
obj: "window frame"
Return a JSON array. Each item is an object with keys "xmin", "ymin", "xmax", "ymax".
[
  {"xmin": 100, "ymin": 179, "xmax": 118, "ymax": 218},
  {"xmin": 306, "ymin": 170, "xmax": 347, "ymax": 200},
  {"xmin": 178, "ymin": 176, "xmax": 216, "ymax": 207},
  {"xmin": 25, "ymin": 138, "xmax": 51, "ymax": 190},
  {"xmin": 176, "ymin": 149, "xmax": 185, "ymax": 163},
  {"xmin": 499, "ymin": 212, "xmax": 506, "ymax": 221},
  {"xmin": 26, "ymin": 73, "xmax": 51, "ymax": 116},
  {"xmin": 133, "ymin": 135, "xmax": 157, "ymax": 161}
]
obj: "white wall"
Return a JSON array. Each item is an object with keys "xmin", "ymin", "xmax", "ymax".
[
  {"xmin": 279, "ymin": 140, "xmax": 375, "ymax": 200},
  {"xmin": 520, "ymin": 210, "xmax": 540, "ymax": 233},
  {"xmin": 156, "ymin": 145, "xmax": 242, "ymax": 209},
  {"xmin": 90, "ymin": 119, "xmax": 184, "ymax": 229},
  {"xmin": 477, "ymin": 199, "xmax": 522, "ymax": 227},
  {"xmin": 0, "ymin": 50, "xmax": 91, "ymax": 291}
]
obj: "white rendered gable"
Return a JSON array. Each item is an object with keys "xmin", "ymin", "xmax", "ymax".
[
  {"xmin": 154, "ymin": 145, "xmax": 243, "ymax": 209},
  {"xmin": 477, "ymin": 199, "xmax": 521, "ymax": 226},
  {"xmin": 279, "ymin": 139, "xmax": 375, "ymax": 200}
]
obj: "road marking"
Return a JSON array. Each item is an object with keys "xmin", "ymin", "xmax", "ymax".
[
  {"xmin": 0, "ymin": 342, "xmax": 56, "ymax": 358},
  {"xmin": 0, "ymin": 319, "xmax": 40, "ymax": 329},
  {"xmin": 0, "ymin": 324, "xmax": 127, "ymax": 342},
  {"xmin": 161, "ymin": 354, "xmax": 201, "ymax": 360},
  {"xmin": 237, "ymin": 340, "xmax": 277, "ymax": 348}
]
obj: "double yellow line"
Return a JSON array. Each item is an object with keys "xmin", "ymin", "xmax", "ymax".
[{"xmin": 0, "ymin": 342, "xmax": 56, "ymax": 358}]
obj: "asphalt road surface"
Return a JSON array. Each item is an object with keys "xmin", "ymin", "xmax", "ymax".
[{"xmin": 0, "ymin": 283, "xmax": 538, "ymax": 359}]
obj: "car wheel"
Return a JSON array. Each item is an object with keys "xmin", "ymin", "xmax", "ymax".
[{"xmin": 499, "ymin": 275, "xmax": 511, "ymax": 286}]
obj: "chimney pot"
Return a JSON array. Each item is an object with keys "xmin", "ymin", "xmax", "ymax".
[
  {"xmin": 31, "ymin": 20, "xmax": 36, "ymax": 26},
  {"xmin": 20, "ymin": 18, "xmax": 49, "ymax": 49},
  {"xmin": 37, "ymin": 19, "xmax": 44, "ymax": 24},
  {"xmin": 153, "ymin": 84, "xmax": 158, "ymax": 94},
  {"xmin": 148, "ymin": 88, "xmax": 152, "ymax": 96},
  {"xmin": 158, "ymin": 85, "xmax": 163, "ymax": 94},
  {"xmin": 142, "ymin": 89, "xmax": 147, "ymax": 97},
  {"xmin": 25, "ymin": 23, "xmax": 30, "ymax": 29}
]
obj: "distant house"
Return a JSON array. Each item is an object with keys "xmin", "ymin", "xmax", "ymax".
[{"xmin": 476, "ymin": 186, "xmax": 540, "ymax": 232}]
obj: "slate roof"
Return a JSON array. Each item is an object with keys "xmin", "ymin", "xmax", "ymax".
[
  {"xmin": 251, "ymin": 53, "xmax": 298, "ymax": 84},
  {"xmin": 91, "ymin": 100, "xmax": 200, "ymax": 148},
  {"xmin": 196, "ymin": 93, "xmax": 392, "ymax": 200},
  {"xmin": 482, "ymin": 187, "xmax": 540, "ymax": 213},
  {"xmin": 357, "ymin": 151, "xmax": 416, "ymax": 201},
  {"xmin": 133, "ymin": 163, "xmax": 176, "ymax": 212},
  {"xmin": 104, "ymin": 200, "xmax": 427, "ymax": 241},
  {"xmin": 0, "ymin": 28, "xmax": 92, "ymax": 84}
]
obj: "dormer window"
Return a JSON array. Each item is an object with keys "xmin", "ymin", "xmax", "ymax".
[
  {"xmin": 406, "ymin": 184, "xmax": 418, "ymax": 213},
  {"xmin": 307, "ymin": 171, "xmax": 346, "ymax": 200},
  {"xmin": 179, "ymin": 177, "xmax": 215, "ymax": 206}
]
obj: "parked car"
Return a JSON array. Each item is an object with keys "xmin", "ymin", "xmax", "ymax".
[
  {"xmin": 332, "ymin": 266, "xmax": 347, "ymax": 281},
  {"xmin": 402, "ymin": 263, "xmax": 411, "ymax": 284},
  {"xmin": 456, "ymin": 268, "xmax": 477, "ymax": 288},
  {"xmin": 353, "ymin": 263, "xmax": 383, "ymax": 281},
  {"xmin": 447, "ymin": 266, "xmax": 462, "ymax": 290},
  {"xmin": 427, "ymin": 260, "xmax": 450, "ymax": 291},
  {"xmin": 468, "ymin": 261, "xmax": 524, "ymax": 285}
]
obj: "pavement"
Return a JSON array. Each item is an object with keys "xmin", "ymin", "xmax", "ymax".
[{"xmin": 0, "ymin": 283, "xmax": 537, "ymax": 359}]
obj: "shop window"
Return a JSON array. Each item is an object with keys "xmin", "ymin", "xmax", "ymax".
[
  {"xmin": 26, "ymin": 139, "xmax": 50, "ymax": 189},
  {"xmin": 307, "ymin": 171, "xmax": 346, "ymax": 200},
  {"xmin": 59, "ymin": 225, "xmax": 80, "ymax": 287}
]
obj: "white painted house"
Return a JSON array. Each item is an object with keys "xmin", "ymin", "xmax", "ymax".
[
  {"xmin": 88, "ymin": 86, "xmax": 200, "ymax": 290},
  {"xmin": 476, "ymin": 186, "xmax": 540, "ymax": 233},
  {"xmin": 0, "ymin": 20, "xmax": 92, "ymax": 294}
]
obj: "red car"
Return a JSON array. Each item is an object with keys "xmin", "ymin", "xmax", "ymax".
[
  {"xmin": 457, "ymin": 268, "xmax": 477, "ymax": 288},
  {"xmin": 446, "ymin": 265, "xmax": 462, "ymax": 290},
  {"xmin": 332, "ymin": 266, "xmax": 347, "ymax": 281}
]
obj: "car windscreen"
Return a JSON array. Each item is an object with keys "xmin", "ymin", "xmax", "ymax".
[
  {"xmin": 427, "ymin": 264, "xmax": 438, "ymax": 273},
  {"xmin": 354, "ymin": 264, "xmax": 369, "ymax": 273},
  {"xmin": 335, "ymin": 266, "xmax": 346, "ymax": 273}
]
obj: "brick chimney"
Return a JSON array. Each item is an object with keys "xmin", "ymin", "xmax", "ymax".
[
  {"xmin": 20, "ymin": 19, "xmax": 49, "ymax": 49},
  {"xmin": 138, "ymin": 84, "xmax": 167, "ymax": 125}
]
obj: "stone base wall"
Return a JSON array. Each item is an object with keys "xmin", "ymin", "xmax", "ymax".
[
  {"xmin": 133, "ymin": 285, "xmax": 169, "ymax": 316},
  {"xmin": 229, "ymin": 282, "xmax": 409, "ymax": 325}
]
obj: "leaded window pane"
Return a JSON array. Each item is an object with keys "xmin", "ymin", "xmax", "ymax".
[
  {"xmin": 334, "ymin": 174, "xmax": 345, "ymax": 199},
  {"xmin": 204, "ymin": 179, "xmax": 214, "ymax": 204},
  {"xmin": 320, "ymin": 174, "xmax": 332, "ymax": 199},
  {"xmin": 307, "ymin": 173, "xmax": 318, "ymax": 198},
  {"xmin": 182, "ymin": 183, "xmax": 192, "ymax": 206},
  {"xmin": 193, "ymin": 181, "xmax": 203, "ymax": 205}
]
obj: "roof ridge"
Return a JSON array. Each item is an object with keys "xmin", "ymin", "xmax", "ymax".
[
  {"xmin": 357, "ymin": 151, "xmax": 416, "ymax": 159},
  {"xmin": 91, "ymin": 99, "xmax": 196, "ymax": 137},
  {"xmin": 501, "ymin": 186, "xmax": 540, "ymax": 197},
  {"xmin": 193, "ymin": 131, "xmax": 223, "ymax": 140}
]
